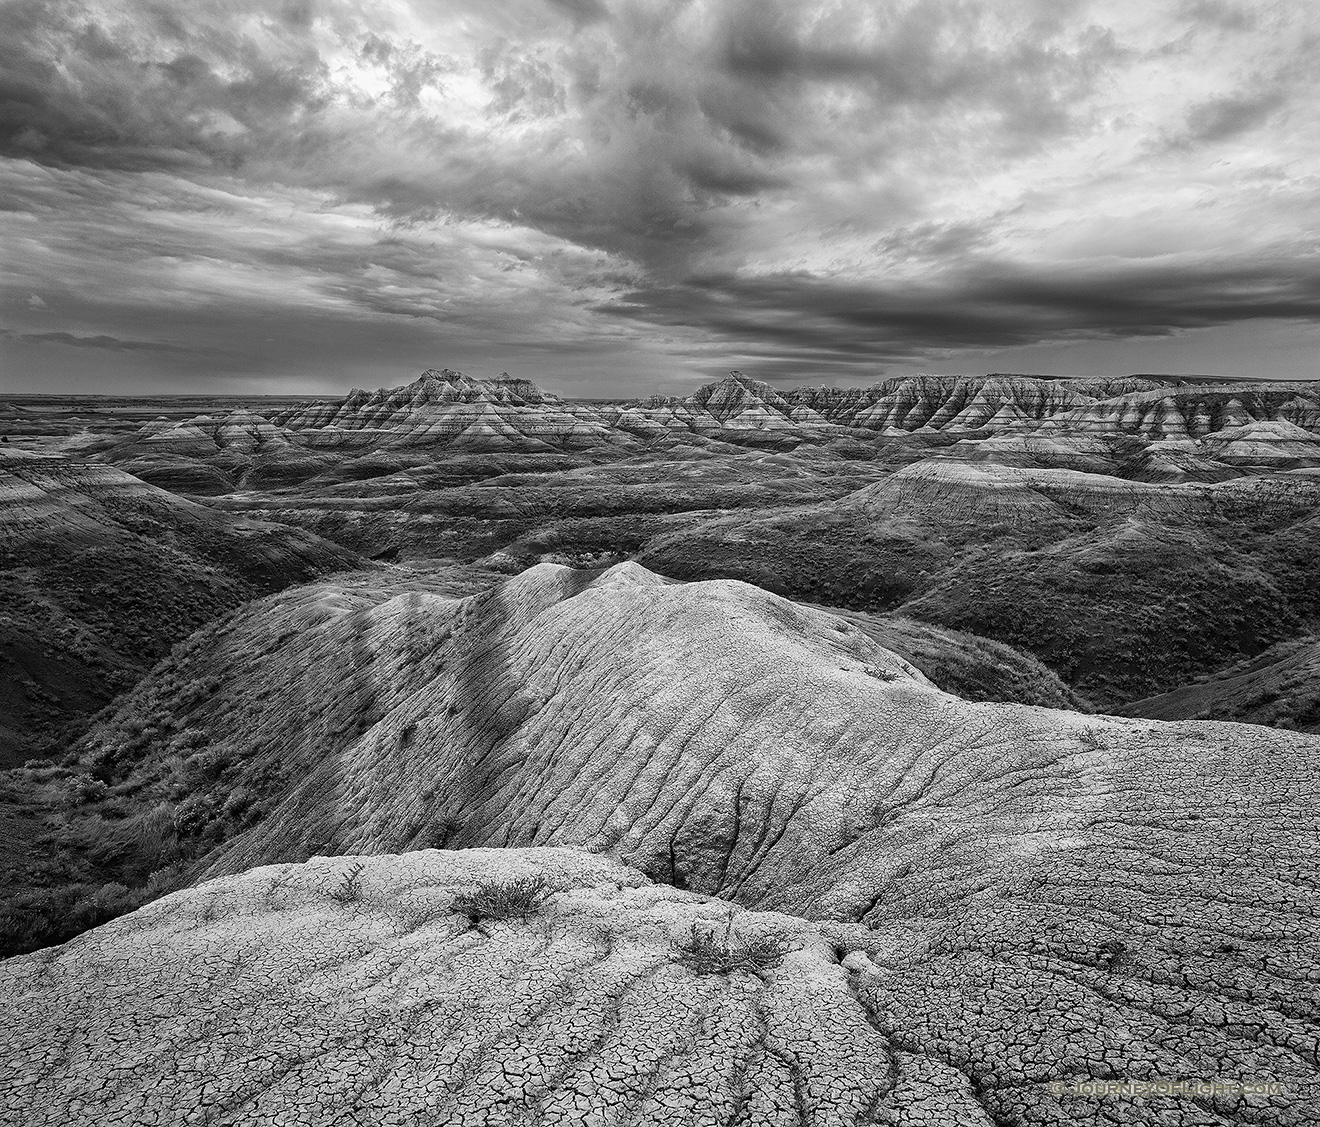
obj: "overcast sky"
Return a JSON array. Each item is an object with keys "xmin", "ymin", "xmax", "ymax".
[{"xmin": 3, "ymin": 0, "xmax": 1320, "ymax": 395}]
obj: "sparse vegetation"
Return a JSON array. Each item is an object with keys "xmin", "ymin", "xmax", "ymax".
[
  {"xmin": 328, "ymin": 862, "xmax": 366, "ymax": 904},
  {"xmin": 675, "ymin": 914, "xmax": 793, "ymax": 976},
  {"xmin": 452, "ymin": 874, "xmax": 550, "ymax": 921}
]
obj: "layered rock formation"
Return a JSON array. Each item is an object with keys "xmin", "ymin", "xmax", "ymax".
[
  {"xmin": 269, "ymin": 369, "xmax": 632, "ymax": 454},
  {"xmin": 66, "ymin": 371, "xmax": 1320, "ymax": 485},
  {"xmin": 6, "ymin": 563, "xmax": 1320, "ymax": 1124},
  {"xmin": 843, "ymin": 460, "xmax": 1320, "ymax": 531}
]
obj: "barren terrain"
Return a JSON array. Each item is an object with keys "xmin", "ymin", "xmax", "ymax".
[{"xmin": 2, "ymin": 369, "xmax": 1318, "ymax": 1125}]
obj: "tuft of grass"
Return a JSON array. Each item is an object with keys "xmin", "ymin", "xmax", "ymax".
[
  {"xmin": 328, "ymin": 861, "xmax": 366, "ymax": 904},
  {"xmin": 676, "ymin": 915, "xmax": 793, "ymax": 976},
  {"xmin": 452, "ymin": 874, "xmax": 550, "ymax": 921}
]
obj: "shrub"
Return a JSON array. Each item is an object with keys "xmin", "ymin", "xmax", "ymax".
[
  {"xmin": 69, "ymin": 882, "xmax": 143, "ymax": 932},
  {"xmin": 172, "ymin": 794, "xmax": 215, "ymax": 836},
  {"xmin": 1077, "ymin": 728, "xmax": 1106, "ymax": 751},
  {"xmin": 65, "ymin": 773, "xmax": 109, "ymax": 805},
  {"xmin": 179, "ymin": 746, "xmax": 235, "ymax": 790},
  {"xmin": 676, "ymin": 915, "xmax": 793, "ymax": 976},
  {"xmin": 220, "ymin": 786, "xmax": 254, "ymax": 820},
  {"xmin": 328, "ymin": 862, "xmax": 366, "ymax": 904},
  {"xmin": 452, "ymin": 874, "xmax": 550, "ymax": 921}
]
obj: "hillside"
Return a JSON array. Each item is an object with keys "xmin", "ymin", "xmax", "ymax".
[
  {"xmin": 0, "ymin": 452, "xmax": 362, "ymax": 765},
  {"xmin": 10, "ymin": 371, "xmax": 1320, "ymax": 727},
  {"xmin": 7, "ymin": 561, "xmax": 1313, "ymax": 944},
  {"xmin": 1116, "ymin": 634, "xmax": 1320, "ymax": 731}
]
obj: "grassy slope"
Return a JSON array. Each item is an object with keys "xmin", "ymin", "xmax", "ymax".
[
  {"xmin": 0, "ymin": 460, "xmax": 363, "ymax": 767},
  {"xmin": 1114, "ymin": 635, "xmax": 1320, "ymax": 731}
]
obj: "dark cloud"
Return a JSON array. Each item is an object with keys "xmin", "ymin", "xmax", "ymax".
[
  {"xmin": 2, "ymin": 328, "xmax": 212, "ymax": 353},
  {"xmin": 543, "ymin": 0, "xmax": 610, "ymax": 29},
  {"xmin": 1181, "ymin": 90, "xmax": 1285, "ymax": 143},
  {"xmin": 598, "ymin": 256, "xmax": 1320, "ymax": 373},
  {"xmin": 2, "ymin": 0, "xmax": 1319, "ymax": 393}
]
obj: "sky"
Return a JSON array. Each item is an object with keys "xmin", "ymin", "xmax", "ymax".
[{"xmin": 3, "ymin": 0, "xmax": 1320, "ymax": 396}]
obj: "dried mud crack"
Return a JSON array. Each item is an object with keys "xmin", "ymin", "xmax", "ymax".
[{"xmin": 2, "ymin": 562, "xmax": 1318, "ymax": 1125}]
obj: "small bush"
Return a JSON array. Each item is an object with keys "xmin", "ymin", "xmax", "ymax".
[
  {"xmin": 328, "ymin": 862, "xmax": 366, "ymax": 904},
  {"xmin": 65, "ymin": 773, "xmax": 109, "ymax": 805},
  {"xmin": 676, "ymin": 915, "xmax": 793, "ymax": 976},
  {"xmin": 172, "ymin": 794, "xmax": 215, "ymax": 837},
  {"xmin": 180, "ymin": 748, "xmax": 231, "ymax": 787},
  {"xmin": 452, "ymin": 874, "xmax": 550, "ymax": 921}
]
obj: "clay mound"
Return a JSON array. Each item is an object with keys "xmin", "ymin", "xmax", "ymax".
[
  {"xmin": 64, "ymin": 564, "xmax": 1319, "ymax": 921},
  {"xmin": 0, "ymin": 849, "xmax": 925, "ymax": 1126},
  {"xmin": 7, "ymin": 825, "xmax": 1320, "ymax": 1125}
]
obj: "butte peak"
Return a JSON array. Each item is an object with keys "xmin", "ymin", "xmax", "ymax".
[
  {"xmin": 404, "ymin": 368, "xmax": 558, "ymax": 405},
  {"xmin": 688, "ymin": 370, "xmax": 804, "ymax": 425}
]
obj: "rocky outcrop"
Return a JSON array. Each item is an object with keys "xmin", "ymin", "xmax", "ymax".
[
  {"xmin": 270, "ymin": 369, "xmax": 633, "ymax": 454},
  {"xmin": 1198, "ymin": 419, "xmax": 1320, "ymax": 468}
]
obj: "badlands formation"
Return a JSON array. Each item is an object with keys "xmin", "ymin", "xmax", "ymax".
[
  {"xmin": 25, "ymin": 369, "xmax": 1320, "ymax": 491},
  {"xmin": 26, "ymin": 369, "xmax": 1309, "ymax": 709},
  {"xmin": 4, "ymin": 564, "xmax": 1320, "ymax": 1125},
  {"xmin": 2, "ymin": 370, "xmax": 1319, "ymax": 1125}
]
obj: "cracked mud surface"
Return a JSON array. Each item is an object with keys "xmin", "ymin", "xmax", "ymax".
[
  {"xmin": 3, "ymin": 846, "xmax": 1317, "ymax": 1126},
  {"xmin": 7, "ymin": 560, "xmax": 1319, "ymax": 1124}
]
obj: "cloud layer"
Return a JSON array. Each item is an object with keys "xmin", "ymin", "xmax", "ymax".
[{"xmin": 3, "ymin": 0, "xmax": 1319, "ymax": 392}]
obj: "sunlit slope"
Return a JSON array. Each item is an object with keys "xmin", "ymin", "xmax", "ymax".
[{"xmin": 78, "ymin": 563, "xmax": 1320, "ymax": 928}]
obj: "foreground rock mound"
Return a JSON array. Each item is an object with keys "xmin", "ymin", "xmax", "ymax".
[{"xmin": 4, "ymin": 846, "xmax": 1317, "ymax": 1125}]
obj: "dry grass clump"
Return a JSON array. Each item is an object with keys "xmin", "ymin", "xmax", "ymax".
[
  {"xmin": 328, "ymin": 861, "xmax": 366, "ymax": 904},
  {"xmin": 452, "ymin": 874, "xmax": 550, "ymax": 921},
  {"xmin": 676, "ymin": 915, "xmax": 793, "ymax": 976}
]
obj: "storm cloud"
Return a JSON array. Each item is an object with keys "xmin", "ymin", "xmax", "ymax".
[{"xmin": 2, "ymin": 0, "xmax": 1318, "ymax": 392}]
